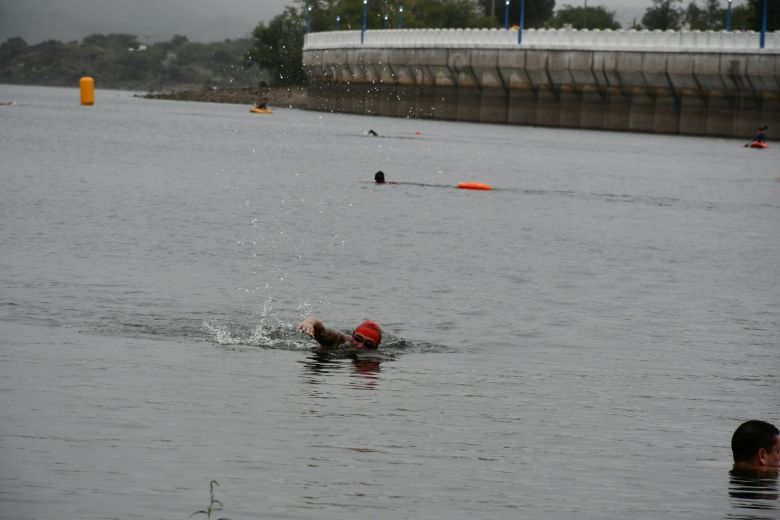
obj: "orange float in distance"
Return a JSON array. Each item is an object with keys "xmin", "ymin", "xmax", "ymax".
[
  {"xmin": 457, "ymin": 182, "xmax": 493, "ymax": 191},
  {"xmin": 80, "ymin": 76, "xmax": 94, "ymax": 106}
]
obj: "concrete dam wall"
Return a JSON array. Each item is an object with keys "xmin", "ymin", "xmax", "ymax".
[{"xmin": 302, "ymin": 28, "xmax": 780, "ymax": 137}]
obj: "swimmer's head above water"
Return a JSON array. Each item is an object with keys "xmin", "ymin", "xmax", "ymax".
[
  {"xmin": 351, "ymin": 320, "xmax": 382, "ymax": 349},
  {"xmin": 375, "ymin": 171, "xmax": 386, "ymax": 184},
  {"xmin": 732, "ymin": 420, "xmax": 780, "ymax": 472}
]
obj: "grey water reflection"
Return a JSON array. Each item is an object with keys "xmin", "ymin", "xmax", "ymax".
[
  {"xmin": 298, "ymin": 351, "xmax": 383, "ymax": 390},
  {"xmin": 728, "ymin": 469, "xmax": 778, "ymax": 520}
]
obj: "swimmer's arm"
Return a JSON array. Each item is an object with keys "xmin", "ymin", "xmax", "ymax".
[{"xmin": 297, "ymin": 316, "xmax": 347, "ymax": 348}]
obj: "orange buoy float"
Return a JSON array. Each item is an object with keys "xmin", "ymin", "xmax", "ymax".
[
  {"xmin": 457, "ymin": 182, "xmax": 493, "ymax": 191},
  {"xmin": 80, "ymin": 76, "xmax": 94, "ymax": 106}
]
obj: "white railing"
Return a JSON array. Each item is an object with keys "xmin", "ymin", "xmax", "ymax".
[{"xmin": 304, "ymin": 27, "xmax": 779, "ymax": 52}]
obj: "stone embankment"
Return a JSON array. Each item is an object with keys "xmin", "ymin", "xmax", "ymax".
[{"xmin": 303, "ymin": 28, "xmax": 780, "ymax": 137}]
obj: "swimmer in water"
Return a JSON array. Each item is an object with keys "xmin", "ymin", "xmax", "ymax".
[
  {"xmin": 375, "ymin": 171, "xmax": 386, "ymax": 184},
  {"xmin": 732, "ymin": 420, "xmax": 780, "ymax": 473},
  {"xmin": 367, "ymin": 129, "xmax": 379, "ymax": 136},
  {"xmin": 297, "ymin": 316, "xmax": 382, "ymax": 351}
]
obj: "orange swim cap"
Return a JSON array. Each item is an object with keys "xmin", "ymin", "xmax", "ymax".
[{"xmin": 354, "ymin": 320, "xmax": 382, "ymax": 347}]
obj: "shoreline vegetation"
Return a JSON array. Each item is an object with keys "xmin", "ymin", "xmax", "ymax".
[{"xmin": 141, "ymin": 86, "xmax": 309, "ymax": 109}]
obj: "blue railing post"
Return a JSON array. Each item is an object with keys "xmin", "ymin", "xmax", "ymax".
[
  {"xmin": 399, "ymin": 6, "xmax": 404, "ymax": 28},
  {"xmin": 361, "ymin": 0, "xmax": 367, "ymax": 45},
  {"xmin": 504, "ymin": 0, "xmax": 510, "ymax": 29},
  {"xmin": 518, "ymin": 0, "xmax": 526, "ymax": 43},
  {"xmin": 760, "ymin": 0, "xmax": 767, "ymax": 48},
  {"xmin": 726, "ymin": 0, "xmax": 732, "ymax": 31}
]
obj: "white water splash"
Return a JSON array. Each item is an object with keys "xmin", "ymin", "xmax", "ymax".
[{"xmin": 202, "ymin": 320, "xmax": 241, "ymax": 345}]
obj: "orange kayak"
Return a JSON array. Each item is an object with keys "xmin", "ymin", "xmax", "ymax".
[{"xmin": 457, "ymin": 182, "xmax": 493, "ymax": 191}]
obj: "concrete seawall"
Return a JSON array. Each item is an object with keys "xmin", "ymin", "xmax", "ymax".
[{"xmin": 302, "ymin": 28, "xmax": 780, "ymax": 137}]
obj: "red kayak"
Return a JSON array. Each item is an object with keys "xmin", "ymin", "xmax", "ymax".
[{"xmin": 749, "ymin": 141, "xmax": 768, "ymax": 149}]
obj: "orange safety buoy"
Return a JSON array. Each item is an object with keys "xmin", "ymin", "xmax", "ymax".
[
  {"xmin": 80, "ymin": 76, "xmax": 94, "ymax": 106},
  {"xmin": 457, "ymin": 182, "xmax": 493, "ymax": 191}
]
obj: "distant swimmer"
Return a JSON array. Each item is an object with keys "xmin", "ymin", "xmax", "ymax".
[
  {"xmin": 298, "ymin": 316, "xmax": 382, "ymax": 351},
  {"xmin": 367, "ymin": 129, "xmax": 379, "ymax": 136},
  {"xmin": 731, "ymin": 420, "xmax": 780, "ymax": 472},
  {"xmin": 754, "ymin": 126, "xmax": 768, "ymax": 143},
  {"xmin": 374, "ymin": 171, "xmax": 397, "ymax": 184}
]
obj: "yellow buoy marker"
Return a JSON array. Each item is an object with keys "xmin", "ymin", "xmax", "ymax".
[{"xmin": 80, "ymin": 76, "xmax": 94, "ymax": 106}]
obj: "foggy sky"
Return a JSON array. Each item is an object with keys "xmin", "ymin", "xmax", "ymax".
[
  {"xmin": 0, "ymin": 0, "xmax": 739, "ymax": 45},
  {"xmin": 0, "ymin": 0, "xmax": 293, "ymax": 44}
]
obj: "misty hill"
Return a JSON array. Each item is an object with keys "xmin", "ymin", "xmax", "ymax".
[{"xmin": 0, "ymin": 33, "xmax": 267, "ymax": 91}]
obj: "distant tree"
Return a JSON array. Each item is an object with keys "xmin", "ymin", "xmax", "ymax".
[
  {"xmin": 0, "ymin": 37, "xmax": 28, "ymax": 67},
  {"xmin": 477, "ymin": 0, "xmax": 556, "ymax": 28},
  {"xmin": 0, "ymin": 32, "xmax": 258, "ymax": 90},
  {"xmin": 1, "ymin": 37, "xmax": 28, "ymax": 54},
  {"xmin": 82, "ymin": 33, "xmax": 140, "ymax": 50},
  {"xmin": 548, "ymin": 4, "xmax": 621, "ymax": 29},
  {"xmin": 399, "ymin": 0, "xmax": 496, "ymax": 28},
  {"xmin": 702, "ymin": 0, "xmax": 726, "ymax": 28},
  {"xmin": 175, "ymin": 41, "xmax": 211, "ymax": 63},
  {"xmin": 728, "ymin": 3, "xmax": 755, "ymax": 30},
  {"xmin": 316, "ymin": 0, "xmax": 494, "ymax": 30},
  {"xmin": 683, "ymin": 0, "xmax": 725, "ymax": 29},
  {"xmin": 641, "ymin": 0, "xmax": 684, "ymax": 29},
  {"xmin": 744, "ymin": 0, "xmax": 779, "ymax": 31},
  {"xmin": 171, "ymin": 34, "xmax": 190, "ymax": 48},
  {"xmin": 246, "ymin": 7, "xmax": 307, "ymax": 85},
  {"xmin": 684, "ymin": 2, "xmax": 706, "ymax": 28}
]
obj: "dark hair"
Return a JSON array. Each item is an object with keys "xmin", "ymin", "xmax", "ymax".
[
  {"xmin": 732, "ymin": 420, "xmax": 779, "ymax": 463},
  {"xmin": 374, "ymin": 171, "xmax": 385, "ymax": 183}
]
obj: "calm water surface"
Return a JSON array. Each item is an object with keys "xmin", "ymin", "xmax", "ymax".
[{"xmin": 1, "ymin": 85, "xmax": 778, "ymax": 519}]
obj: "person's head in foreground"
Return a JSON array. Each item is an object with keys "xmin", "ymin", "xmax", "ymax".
[
  {"xmin": 732, "ymin": 420, "xmax": 780, "ymax": 471},
  {"xmin": 350, "ymin": 320, "xmax": 382, "ymax": 349},
  {"xmin": 374, "ymin": 171, "xmax": 386, "ymax": 184}
]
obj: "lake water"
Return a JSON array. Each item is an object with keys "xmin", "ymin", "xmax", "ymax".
[{"xmin": 1, "ymin": 84, "xmax": 778, "ymax": 520}]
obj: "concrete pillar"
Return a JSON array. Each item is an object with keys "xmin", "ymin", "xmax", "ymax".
[
  {"xmin": 471, "ymin": 50, "xmax": 507, "ymax": 124},
  {"xmin": 605, "ymin": 86, "xmax": 630, "ymax": 131},
  {"xmin": 449, "ymin": 50, "xmax": 481, "ymax": 122},
  {"xmin": 501, "ymin": 50, "xmax": 537, "ymax": 125},
  {"xmin": 705, "ymin": 91, "xmax": 736, "ymax": 136},
  {"xmin": 548, "ymin": 51, "xmax": 581, "ymax": 128},
  {"xmin": 653, "ymin": 88, "xmax": 682, "ymax": 134},
  {"xmin": 388, "ymin": 63, "xmax": 418, "ymax": 117},
  {"xmin": 430, "ymin": 64, "xmax": 458, "ymax": 120},
  {"xmin": 523, "ymin": 50, "xmax": 557, "ymax": 126},
  {"xmin": 580, "ymin": 85, "xmax": 607, "ymax": 130}
]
